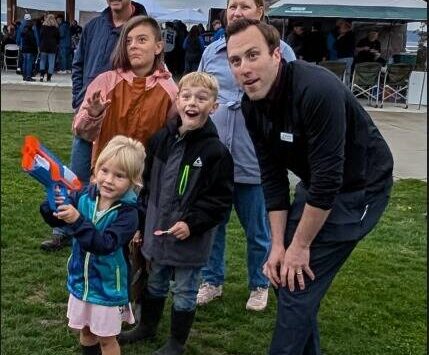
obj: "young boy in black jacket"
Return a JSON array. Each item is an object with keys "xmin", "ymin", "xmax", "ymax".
[{"xmin": 120, "ymin": 72, "xmax": 234, "ymax": 354}]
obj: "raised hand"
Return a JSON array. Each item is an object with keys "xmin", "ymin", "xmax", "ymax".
[{"xmin": 82, "ymin": 90, "xmax": 111, "ymax": 117}]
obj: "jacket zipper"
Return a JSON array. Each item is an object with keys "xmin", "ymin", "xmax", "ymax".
[
  {"xmin": 116, "ymin": 266, "xmax": 121, "ymax": 291},
  {"xmin": 178, "ymin": 164, "xmax": 190, "ymax": 196},
  {"xmin": 82, "ymin": 196, "xmax": 122, "ymax": 301}
]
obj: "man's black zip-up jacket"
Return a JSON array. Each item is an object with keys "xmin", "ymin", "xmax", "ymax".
[
  {"xmin": 139, "ymin": 116, "xmax": 234, "ymax": 267},
  {"xmin": 241, "ymin": 60, "xmax": 393, "ymax": 211}
]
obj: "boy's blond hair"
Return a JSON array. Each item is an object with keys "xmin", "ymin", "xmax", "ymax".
[
  {"xmin": 94, "ymin": 135, "xmax": 146, "ymax": 188},
  {"xmin": 178, "ymin": 72, "xmax": 219, "ymax": 100}
]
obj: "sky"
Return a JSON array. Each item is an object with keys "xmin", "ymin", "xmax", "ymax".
[
  {"xmin": 155, "ymin": 0, "xmax": 226, "ymax": 15},
  {"xmin": 0, "ymin": 0, "xmax": 228, "ymax": 16}
]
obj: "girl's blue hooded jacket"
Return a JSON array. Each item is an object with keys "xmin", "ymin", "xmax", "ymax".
[{"xmin": 40, "ymin": 184, "xmax": 138, "ymax": 306}]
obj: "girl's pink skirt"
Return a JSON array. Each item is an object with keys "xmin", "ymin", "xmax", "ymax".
[{"xmin": 67, "ymin": 294, "xmax": 135, "ymax": 337}]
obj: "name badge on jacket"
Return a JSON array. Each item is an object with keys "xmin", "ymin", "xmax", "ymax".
[{"xmin": 280, "ymin": 132, "xmax": 294, "ymax": 143}]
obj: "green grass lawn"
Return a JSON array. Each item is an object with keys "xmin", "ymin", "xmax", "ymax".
[{"xmin": 1, "ymin": 111, "xmax": 427, "ymax": 355}]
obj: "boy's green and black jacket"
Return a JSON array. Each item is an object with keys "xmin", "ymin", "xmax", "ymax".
[
  {"xmin": 139, "ymin": 116, "xmax": 234, "ymax": 267},
  {"xmin": 40, "ymin": 184, "xmax": 138, "ymax": 306}
]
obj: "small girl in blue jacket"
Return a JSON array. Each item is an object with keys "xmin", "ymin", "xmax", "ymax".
[{"xmin": 40, "ymin": 135, "xmax": 146, "ymax": 355}]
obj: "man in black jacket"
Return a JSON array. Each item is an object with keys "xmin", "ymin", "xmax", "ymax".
[{"xmin": 226, "ymin": 19, "xmax": 393, "ymax": 355}]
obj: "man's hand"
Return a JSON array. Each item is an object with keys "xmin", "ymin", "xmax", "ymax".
[
  {"xmin": 82, "ymin": 90, "xmax": 111, "ymax": 117},
  {"xmin": 54, "ymin": 204, "xmax": 80, "ymax": 224},
  {"xmin": 280, "ymin": 241, "xmax": 315, "ymax": 291},
  {"xmin": 169, "ymin": 221, "xmax": 190, "ymax": 240},
  {"xmin": 263, "ymin": 244, "xmax": 285, "ymax": 288}
]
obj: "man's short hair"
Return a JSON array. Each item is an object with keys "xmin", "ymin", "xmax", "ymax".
[
  {"xmin": 226, "ymin": 18, "xmax": 280, "ymax": 54},
  {"xmin": 178, "ymin": 72, "xmax": 219, "ymax": 100}
]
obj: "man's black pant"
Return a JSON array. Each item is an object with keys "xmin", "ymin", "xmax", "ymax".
[{"xmin": 269, "ymin": 183, "xmax": 391, "ymax": 355}]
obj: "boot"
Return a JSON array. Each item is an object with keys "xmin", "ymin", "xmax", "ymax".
[
  {"xmin": 118, "ymin": 293, "xmax": 166, "ymax": 344},
  {"xmin": 152, "ymin": 307, "xmax": 196, "ymax": 355},
  {"xmin": 47, "ymin": 73, "xmax": 52, "ymax": 82},
  {"xmin": 40, "ymin": 233, "xmax": 71, "ymax": 251},
  {"xmin": 81, "ymin": 343, "xmax": 101, "ymax": 354}
]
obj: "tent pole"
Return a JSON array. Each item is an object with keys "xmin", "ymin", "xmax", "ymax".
[
  {"xmin": 385, "ymin": 22, "xmax": 394, "ymax": 61},
  {"xmin": 7, "ymin": 0, "xmax": 16, "ymax": 24},
  {"xmin": 66, "ymin": 0, "xmax": 75, "ymax": 23},
  {"xmin": 282, "ymin": 18, "xmax": 285, "ymax": 39},
  {"xmin": 418, "ymin": 70, "xmax": 426, "ymax": 110}
]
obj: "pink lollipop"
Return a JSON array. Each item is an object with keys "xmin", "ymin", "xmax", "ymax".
[{"xmin": 154, "ymin": 230, "xmax": 171, "ymax": 236}]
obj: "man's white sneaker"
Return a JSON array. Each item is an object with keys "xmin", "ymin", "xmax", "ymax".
[
  {"xmin": 196, "ymin": 283, "xmax": 223, "ymax": 305},
  {"xmin": 246, "ymin": 287, "xmax": 268, "ymax": 311}
]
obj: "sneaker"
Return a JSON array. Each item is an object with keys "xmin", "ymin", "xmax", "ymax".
[
  {"xmin": 66, "ymin": 70, "xmax": 72, "ymax": 74},
  {"xmin": 40, "ymin": 234, "xmax": 72, "ymax": 251},
  {"xmin": 57, "ymin": 70, "xmax": 67, "ymax": 74},
  {"xmin": 196, "ymin": 283, "xmax": 222, "ymax": 305},
  {"xmin": 246, "ymin": 287, "xmax": 268, "ymax": 311}
]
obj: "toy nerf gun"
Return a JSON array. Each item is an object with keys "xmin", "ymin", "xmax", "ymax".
[{"xmin": 21, "ymin": 135, "xmax": 83, "ymax": 211}]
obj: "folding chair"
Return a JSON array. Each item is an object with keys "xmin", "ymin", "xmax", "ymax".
[
  {"xmin": 3, "ymin": 44, "xmax": 20, "ymax": 71},
  {"xmin": 319, "ymin": 61, "xmax": 347, "ymax": 83},
  {"xmin": 351, "ymin": 62, "xmax": 382, "ymax": 107},
  {"xmin": 380, "ymin": 63, "xmax": 413, "ymax": 109}
]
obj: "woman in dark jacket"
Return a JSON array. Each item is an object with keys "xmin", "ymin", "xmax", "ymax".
[
  {"xmin": 20, "ymin": 19, "xmax": 38, "ymax": 81},
  {"xmin": 182, "ymin": 25, "xmax": 205, "ymax": 74},
  {"xmin": 39, "ymin": 14, "xmax": 59, "ymax": 82}
]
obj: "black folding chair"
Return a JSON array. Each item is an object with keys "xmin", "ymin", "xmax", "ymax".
[
  {"xmin": 351, "ymin": 62, "xmax": 382, "ymax": 107},
  {"xmin": 319, "ymin": 60, "xmax": 347, "ymax": 83},
  {"xmin": 3, "ymin": 44, "xmax": 20, "ymax": 71},
  {"xmin": 381, "ymin": 63, "xmax": 413, "ymax": 109}
]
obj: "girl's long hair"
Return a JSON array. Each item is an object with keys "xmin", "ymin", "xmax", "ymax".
[{"xmin": 111, "ymin": 15, "xmax": 164, "ymax": 73}]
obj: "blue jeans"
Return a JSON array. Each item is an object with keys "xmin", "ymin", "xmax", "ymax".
[
  {"xmin": 70, "ymin": 136, "xmax": 92, "ymax": 184},
  {"xmin": 39, "ymin": 52, "xmax": 56, "ymax": 74},
  {"xmin": 53, "ymin": 136, "xmax": 92, "ymax": 238},
  {"xmin": 201, "ymin": 183, "xmax": 270, "ymax": 290},
  {"xmin": 147, "ymin": 262, "xmax": 201, "ymax": 312},
  {"xmin": 59, "ymin": 46, "xmax": 71, "ymax": 70},
  {"xmin": 22, "ymin": 53, "xmax": 34, "ymax": 78}
]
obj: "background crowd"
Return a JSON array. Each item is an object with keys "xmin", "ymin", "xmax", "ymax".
[{"xmin": 1, "ymin": 12, "xmax": 82, "ymax": 81}]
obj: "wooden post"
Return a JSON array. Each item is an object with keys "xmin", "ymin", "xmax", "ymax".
[
  {"xmin": 7, "ymin": 0, "xmax": 17, "ymax": 24},
  {"xmin": 66, "ymin": 0, "xmax": 76, "ymax": 23}
]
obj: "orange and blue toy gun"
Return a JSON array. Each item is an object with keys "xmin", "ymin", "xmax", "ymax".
[{"xmin": 21, "ymin": 135, "xmax": 83, "ymax": 211}]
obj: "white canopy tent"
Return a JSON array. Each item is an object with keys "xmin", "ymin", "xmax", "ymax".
[
  {"xmin": 155, "ymin": 8, "xmax": 207, "ymax": 25},
  {"xmin": 15, "ymin": 0, "xmax": 169, "ymax": 22},
  {"xmin": 269, "ymin": 0, "xmax": 427, "ymax": 21}
]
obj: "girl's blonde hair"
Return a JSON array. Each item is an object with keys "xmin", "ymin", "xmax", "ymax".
[
  {"xmin": 43, "ymin": 14, "xmax": 58, "ymax": 27},
  {"xmin": 94, "ymin": 135, "xmax": 146, "ymax": 189},
  {"xmin": 178, "ymin": 72, "xmax": 219, "ymax": 100}
]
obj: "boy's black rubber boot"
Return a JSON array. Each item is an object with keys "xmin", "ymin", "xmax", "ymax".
[
  {"xmin": 118, "ymin": 294, "xmax": 166, "ymax": 344},
  {"xmin": 81, "ymin": 344, "xmax": 101, "ymax": 355},
  {"xmin": 152, "ymin": 307, "xmax": 196, "ymax": 355}
]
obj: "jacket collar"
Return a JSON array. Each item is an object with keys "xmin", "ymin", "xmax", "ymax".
[
  {"xmin": 265, "ymin": 59, "xmax": 287, "ymax": 104},
  {"xmin": 166, "ymin": 116, "xmax": 219, "ymax": 142},
  {"xmin": 88, "ymin": 183, "xmax": 137, "ymax": 205},
  {"xmin": 117, "ymin": 65, "xmax": 173, "ymax": 90},
  {"xmin": 213, "ymin": 37, "xmax": 227, "ymax": 54}
]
